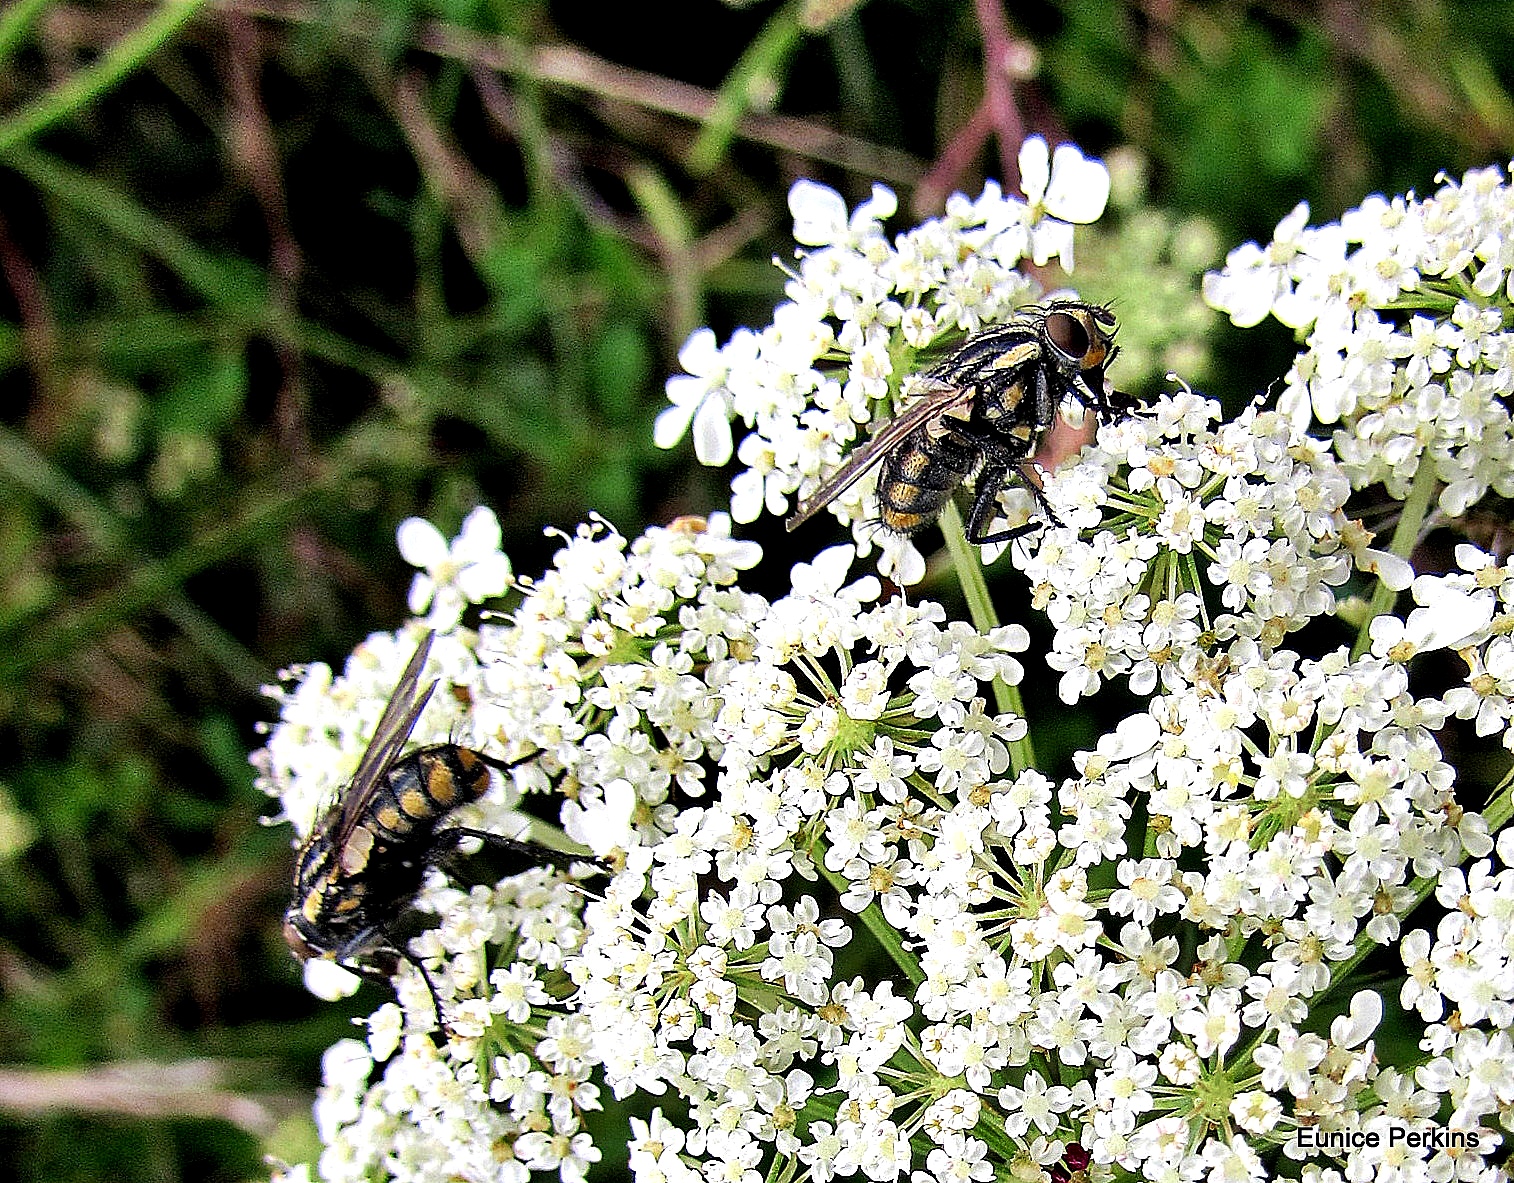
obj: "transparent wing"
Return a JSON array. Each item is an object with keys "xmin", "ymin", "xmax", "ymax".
[
  {"xmin": 785, "ymin": 383, "xmax": 975, "ymax": 531},
  {"xmin": 332, "ymin": 630, "xmax": 438, "ymax": 848}
]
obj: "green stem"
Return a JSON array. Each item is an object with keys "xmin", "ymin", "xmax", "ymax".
[
  {"xmin": 0, "ymin": 0, "xmax": 208, "ymax": 156},
  {"xmin": 687, "ymin": 0, "xmax": 805, "ymax": 174},
  {"xmin": 938, "ymin": 501, "xmax": 1035, "ymax": 773},
  {"xmin": 5, "ymin": 145, "xmax": 264, "ymax": 306},
  {"xmin": 0, "ymin": 468, "xmax": 326, "ymax": 681},
  {"xmin": 1350, "ymin": 460, "xmax": 1438, "ymax": 660},
  {"xmin": 815, "ymin": 855, "xmax": 923, "ymax": 988},
  {"xmin": 0, "ymin": 0, "xmax": 49, "ymax": 69}
]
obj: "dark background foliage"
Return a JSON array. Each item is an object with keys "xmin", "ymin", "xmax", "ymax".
[{"xmin": 0, "ymin": 0, "xmax": 1510, "ymax": 1178}]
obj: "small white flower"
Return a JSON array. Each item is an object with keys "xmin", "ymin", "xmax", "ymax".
[
  {"xmin": 1019, "ymin": 135, "xmax": 1111, "ymax": 267},
  {"xmin": 788, "ymin": 179, "xmax": 898, "ymax": 247},
  {"xmin": 396, "ymin": 506, "xmax": 512, "ymax": 626},
  {"xmin": 562, "ymin": 778, "xmax": 638, "ymax": 858},
  {"xmin": 655, "ymin": 327, "xmax": 759, "ymax": 465},
  {"xmin": 1369, "ymin": 588, "xmax": 1495, "ymax": 660}
]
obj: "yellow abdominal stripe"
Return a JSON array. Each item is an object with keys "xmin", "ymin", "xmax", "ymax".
[
  {"xmin": 425, "ymin": 757, "xmax": 459, "ymax": 806},
  {"xmin": 989, "ymin": 341, "xmax": 1038, "ymax": 371},
  {"xmin": 401, "ymin": 786, "xmax": 432, "ymax": 818}
]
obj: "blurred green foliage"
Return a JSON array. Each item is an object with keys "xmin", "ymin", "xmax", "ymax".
[{"xmin": 0, "ymin": 0, "xmax": 1510, "ymax": 1179}]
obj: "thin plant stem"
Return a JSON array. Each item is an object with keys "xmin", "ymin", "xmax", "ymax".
[
  {"xmin": 687, "ymin": 0, "xmax": 805, "ymax": 174},
  {"xmin": 0, "ymin": 0, "xmax": 50, "ymax": 70},
  {"xmin": 0, "ymin": 0, "xmax": 209, "ymax": 156},
  {"xmin": 1350, "ymin": 460, "xmax": 1438, "ymax": 659},
  {"xmin": 938, "ymin": 501, "xmax": 1036, "ymax": 773},
  {"xmin": 816, "ymin": 854, "xmax": 923, "ymax": 988}
]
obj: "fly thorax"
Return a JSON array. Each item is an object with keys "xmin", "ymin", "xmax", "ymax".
[{"xmin": 978, "ymin": 380, "xmax": 1028, "ymax": 422}]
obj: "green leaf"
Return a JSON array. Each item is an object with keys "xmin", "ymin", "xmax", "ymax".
[
  {"xmin": 154, "ymin": 350, "xmax": 248, "ymax": 437},
  {"xmin": 589, "ymin": 320, "xmax": 652, "ymax": 421}
]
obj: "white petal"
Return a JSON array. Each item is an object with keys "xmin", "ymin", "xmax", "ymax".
[
  {"xmin": 1097, "ymin": 713, "xmax": 1161, "ymax": 760},
  {"xmin": 691, "ymin": 396, "xmax": 734, "ymax": 466},
  {"xmin": 676, "ymin": 327, "xmax": 720, "ymax": 378},
  {"xmin": 654, "ymin": 401, "xmax": 697, "ymax": 449},
  {"xmin": 424, "ymin": 587, "xmax": 466, "ymax": 632},
  {"xmin": 792, "ymin": 543, "xmax": 856, "ymax": 597},
  {"xmin": 1018, "ymin": 136, "xmax": 1051, "ymax": 204},
  {"xmin": 562, "ymin": 779, "xmax": 637, "ymax": 857},
  {"xmin": 406, "ymin": 572, "xmax": 435, "ymax": 615},
  {"xmin": 1276, "ymin": 383, "xmax": 1315, "ymax": 434},
  {"xmin": 853, "ymin": 183, "xmax": 898, "ymax": 225},
  {"xmin": 304, "ymin": 958, "xmax": 362, "ymax": 1001},
  {"xmin": 456, "ymin": 505, "xmax": 502, "ymax": 555},
  {"xmin": 396, "ymin": 516, "xmax": 448, "ymax": 568},
  {"xmin": 789, "ymin": 180, "xmax": 848, "ymax": 246},
  {"xmin": 764, "ymin": 476, "xmax": 791, "ymax": 518},
  {"xmin": 1359, "ymin": 548, "xmax": 1413, "ymax": 591},
  {"xmin": 1043, "ymin": 145, "xmax": 1110, "ymax": 224},
  {"xmin": 1029, "ymin": 219, "xmax": 1074, "ymax": 267},
  {"xmin": 877, "ymin": 537, "xmax": 925, "ymax": 585},
  {"xmin": 1440, "ymin": 478, "xmax": 1483, "ymax": 517},
  {"xmin": 1330, "ymin": 991, "xmax": 1381, "ymax": 1049},
  {"xmin": 457, "ymin": 552, "xmax": 512, "ymax": 601},
  {"xmin": 1410, "ymin": 589, "xmax": 1495, "ymax": 651},
  {"xmin": 1275, "ymin": 200, "xmax": 1312, "ymax": 240},
  {"xmin": 1201, "ymin": 268, "xmax": 1278, "ymax": 329},
  {"xmin": 730, "ymin": 469, "xmax": 765, "ymax": 523}
]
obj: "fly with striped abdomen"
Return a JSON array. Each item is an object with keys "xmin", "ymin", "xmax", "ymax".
[
  {"xmin": 787, "ymin": 301, "xmax": 1128, "ymax": 544},
  {"xmin": 283, "ymin": 629, "xmax": 594, "ymax": 1023}
]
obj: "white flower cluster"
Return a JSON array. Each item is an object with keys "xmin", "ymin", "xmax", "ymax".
[
  {"xmin": 1411, "ymin": 542, "xmax": 1514, "ymax": 754},
  {"xmin": 571, "ymin": 543, "xmax": 1047, "ymax": 1181},
  {"xmin": 258, "ymin": 511, "xmax": 765, "ymax": 1183},
  {"xmin": 307, "ymin": 870, "xmax": 603, "ymax": 1183},
  {"xmin": 1021, "ymin": 390, "xmax": 1381, "ymax": 703},
  {"xmin": 655, "ymin": 137, "xmax": 1111, "ymax": 584},
  {"xmin": 1402, "ymin": 826, "xmax": 1514, "ymax": 1131},
  {"xmin": 263, "ymin": 501, "xmax": 1514, "ymax": 1183},
  {"xmin": 1203, "ymin": 164, "xmax": 1514, "ymax": 517},
  {"xmin": 261, "ymin": 153, "xmax": 1514, "ymax": 1183},
  {"xmin": 574, "ymin": 543, "xmax": 1508, "ymax": 1183}
]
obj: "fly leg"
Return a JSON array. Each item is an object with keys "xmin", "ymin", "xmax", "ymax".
[
  {"xmin": 961, "ymin": 438, "xmax": 1063, "ymax": 546},
  {"xmin": 1035, "ymin": 364, "xmax": 1057, "ymax": 431},
  {"xmin": 388, "ymin": 938, "xmax": 448, "ymax": 1034},
  {"xmin": 438, "ymin": 827, "xmax": 604, "ymax": 875},
  {"xmin": 333, "ymin": 928, "xmax": 449, "ymax": 1035},
  {"xmin": 476, "ymin": 749, "xmax": 544, "ymax": 776}
]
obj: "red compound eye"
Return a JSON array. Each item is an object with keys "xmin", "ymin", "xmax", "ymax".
[{"xmin": 1046, "ymin": 310, "xmax": 1091, "ymax": 361}]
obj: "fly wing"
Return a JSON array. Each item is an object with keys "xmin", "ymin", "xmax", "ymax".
[
  {"xmin": 331, "ymin": 630, "xmax": 438, "ymax": 848},
  {"xmin": 785, "ymin": 382, "xmax": 975, "ymax": 531}
]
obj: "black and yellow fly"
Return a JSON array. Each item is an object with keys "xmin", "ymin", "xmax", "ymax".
[
  {"xmin": 786, "ymin": 301, "xmax": 1126, "ymax": 544},
  {"xmin": 284, "ymin": 629, "xmax": 591, "ymax": 1019}
]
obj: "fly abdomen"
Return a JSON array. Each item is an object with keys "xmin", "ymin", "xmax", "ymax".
[
  {"xmin": 364, "ymin": 745, "xmax": 493, "ymax": 846},
  {"xmin": 876, "ymin": 433, "xmax": 977, "ymax": 536}
]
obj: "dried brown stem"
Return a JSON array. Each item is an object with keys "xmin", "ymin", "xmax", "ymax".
[
  {"xmin": 0, "ymin": 1060, "xmax": 302, "ymax": 1136},
  {"xmin": 225, "ymin": 10, "xmax": 307, "ymax": 455},
  {"xmin": 0, "ymin": 206, "xmax": 58, "ymax": 433},
  {"xmin": 388, "ymin": 67, "xmax": 509, "ymax": 268},
  {"xmin": 914, "ymin": 100, "xmax": 993, "ymax": 217},
  {"xmin": 973, "ymin": 0, "xmax": 1025, "ymax": 185},
  {"xmin": 214, "ymin": 0, "xmax": 925, "ymax": 186},
  {"xmin": 913, "ymin": 1, "xmax": 1041, "ymax": 214}
]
